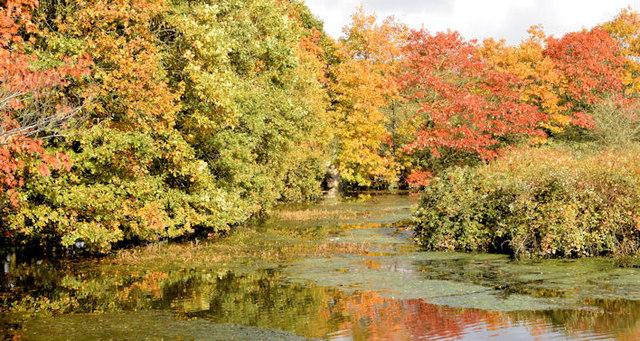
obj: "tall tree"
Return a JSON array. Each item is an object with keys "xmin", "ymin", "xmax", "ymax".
[
  {"xmin": 544, "ymin": 27, "xmax": 626, "ymax": 128},
  {"xmin": 164, "ymin": 0, "xmax": 332, "ymax": 213},
  {"xmin": 602, "ymin": 7, "xmax": 640, "ymax": 94},
  {"xmin": 401, "ymin": 30, "xmax": 545, "ymax": 184},
  {"xmin": 6, "ymin": 0, "xmax": 245, "ymax": 251},
  {"xmin": 481, "ymin": 27, "xmax": 569, "ymax": 134},
  {"xmin": 329, "ymin": 7, "xmax": 407, "ymax": 187}
]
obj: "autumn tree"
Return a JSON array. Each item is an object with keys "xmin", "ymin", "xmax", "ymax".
[
  {"xmin": 163, "ymin": 0, "xmax": 333, "ymax": 213},
  {"xmin": 602, "ymin": 7, "xmax": 640, "ymax": 94},
  {"xmin": 0, "ymin": 0, "xmax": 335, "ymax": 251},
  {"xmin": 329, "ymin": 8, "xmax": 408, "ymax": 187},
  {"xmin": 400, "ymin": 30, "xmax": 545, "ymax": 185},
  {"xmin": 543, "ymin": 27, "xmax": 626, "ymax": 128},
  {"xmin": 5, "ymin": 0, "xmax": 245, "ymax": 251},
  {"xmin": 481, "ymin": 27, "xmax": 569, "ymax": 134},
  {"xmin": 481, "ymin": 24, "xmax": 629, "ymax": 138},
  {"xmin": 0, "ymin": 0, "xmax": 89, "ymax": 207}
]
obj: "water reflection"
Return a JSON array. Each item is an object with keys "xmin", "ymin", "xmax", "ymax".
[
  {"xmin": 2, "ymin": 194, "xmax": 640, "ymax": 340},
  {"xmin": 3, "ymin": 262, "xmax": 640, "ymax": 340}
]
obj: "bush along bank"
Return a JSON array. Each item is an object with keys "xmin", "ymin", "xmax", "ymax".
[{"xmin": 413, "ymin": 147, "xmax": 640, "ymax": 258}]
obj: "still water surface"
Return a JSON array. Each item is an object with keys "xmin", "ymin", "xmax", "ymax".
[{"xmin": 1, "ymin": 194, "xmax": 640, "ymax": 340}]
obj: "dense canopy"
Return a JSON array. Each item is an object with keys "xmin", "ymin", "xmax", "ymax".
[{"xmin": 2, "ymin": 0, "xmax": 640, "ymax": 252}]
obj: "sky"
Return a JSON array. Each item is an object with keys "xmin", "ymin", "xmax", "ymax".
[{"xmin": 304, "ymin": 0, "xmax": 640, "ymax": 45}]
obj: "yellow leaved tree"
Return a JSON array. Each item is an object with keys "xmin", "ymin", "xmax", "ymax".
[
  {"xmin": 481, "ymin": 26, "xmax": 569, "ymax": 135},
  {"xmin": 329, "ymin": 7, "xmax": 408, "ymax": 187},
  {"xmin": 601, "ymin": 7, "xmax": 640, "ymax": 94}
]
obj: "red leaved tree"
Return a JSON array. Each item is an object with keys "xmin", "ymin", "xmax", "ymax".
[
  {"xmin": 543, "ymin": 28, "xmax": 627, "ymax": 127},
  {"xmin": 0, "ymin": 0, "xmax": 90, "ymax": 204},
  {"xmin": 400, "ymin": 30, "xmax": 545, "ymax": 185}
]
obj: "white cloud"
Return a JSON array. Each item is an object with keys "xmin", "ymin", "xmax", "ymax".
[{"xmin": 304, "ymin": 0, "xmax": 639, "ymax": 44}]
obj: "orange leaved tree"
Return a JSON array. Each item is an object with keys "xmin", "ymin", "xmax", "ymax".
[
  {"xmin": 602, "ymin": 7, "xmax": 640, "ymax": 94},
  {"xmin": 543, "ymin": 27, "xmax": 626, "ymax": 128},
  {"xmin": 481, "ymin": 27, "xmax": 569, "ymax": 134},
  {"xmin": 330, "ymin": 7, "xmax": 408, "ymax": 187}
]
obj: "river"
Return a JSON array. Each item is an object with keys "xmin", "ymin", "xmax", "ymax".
[{"xmin": 1, "ymin": 193, "xmax": 639, "ymax": 340}]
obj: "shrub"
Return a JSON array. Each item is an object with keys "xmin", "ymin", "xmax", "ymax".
[
  {"xmin": 588, "ymin": 98, "xmax": 640, "ymax": 146},
  {"xmin": 414, "ymin": 146, "xmax": 640, "ymax": 258}
]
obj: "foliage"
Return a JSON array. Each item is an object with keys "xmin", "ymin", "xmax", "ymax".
[
  {"xmin": 329, "ymin": 7, "xmax": 407, "ymax": 186},
  {"xmin": 4, "ymin": 0, "xmax": 246, "ymax": 251},
  {"xmin": 543, "ymin": 27, "xmax": 626, "ymax": 126},
  {"xmin": 163, "ymin": 0, "xmax": 332, "ymax": 210},
  {"xmin": 3, "ymin": 1, "xmax": 640, "ymax": 254},
  {"xmin": 399, "ymin": 23, "xmax": 633, "ymax": 187},
  {"xmin": 414, "ymin": 147, "xmax": 640, "ymax": 258},
  {"xmin": 0, "ymin": 0, "xmax": 89, "ymax": 207},
  {"xmin": 481, "ymin": 27, "xmax": 570, "ymax": 134},
  {"xmin": 601, "ymin": 7, "xmax": 640, "ymax": 94},
  {"xmin": 588, "ymin": 97, "xmax": 640, "ymax": 145},
  {"xmin": 1, "ymin": 0, "xmax": 333, "ymax": 252},
  {"xmin": 482, "ymin": 26, "xmax": 628, "ymax": 135},
  {"xmin": 401, "ymin": 30, "xmax": 545, "ymax": 168}
]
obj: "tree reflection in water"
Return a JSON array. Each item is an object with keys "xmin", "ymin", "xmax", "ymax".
[
  {"xmin": 4, "ymin": 264, "xmax": 640, "ymax": 340},
  {"xmin": 3, "ymin": 193, "xmax": 640, "ymax": 341}
]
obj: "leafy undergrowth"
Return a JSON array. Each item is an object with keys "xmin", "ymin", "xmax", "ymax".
[{"xmin": 414, "ymin": 146, "xmax": 640, "ymax": 258}]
